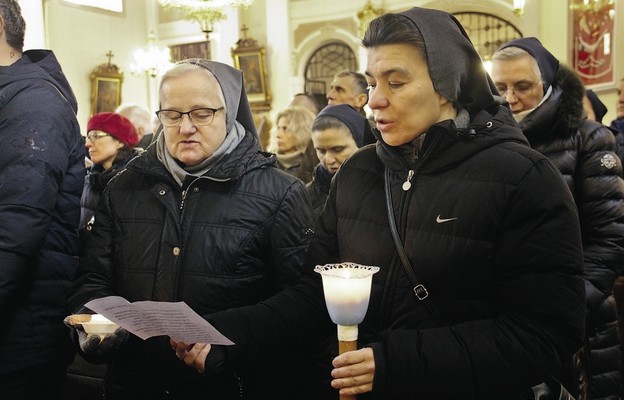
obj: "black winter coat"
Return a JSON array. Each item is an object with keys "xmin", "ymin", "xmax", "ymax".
[
  {"xmin": 307, "ymin": 163, "xmax": 334, "ymax": 220},
  {"xmin": 206, "ymin": 105, "xmax": 586, "ymax": 399},
  {"xmin": 68, "ymin": 131, "xmax": 314, "ymax": 399},
  {"xmin": 519, "ymin": 65, "xmax": 624, "ymax": 399},
  {"xmin": 0, "ymin": 50, "xmax": 85, "ymax": 374}
]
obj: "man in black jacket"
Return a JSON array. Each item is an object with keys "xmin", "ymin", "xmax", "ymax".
[
  {"xmin": 0, "ymin": 1, "xmax": 85, "ymax": 399},
  {"xmin": 172, "ymin": 7, "xmax": 586, "ymax": 400}
]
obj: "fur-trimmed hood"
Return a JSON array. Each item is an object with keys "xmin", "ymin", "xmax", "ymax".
[{"xmin": 519, "ymin": 64, "xmax": 586, "ymax": 144}]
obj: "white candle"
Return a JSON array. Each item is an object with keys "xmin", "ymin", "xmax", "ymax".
[{"xmin": 315, "ymin": 263, "xmax": 379, "ymax": 326}]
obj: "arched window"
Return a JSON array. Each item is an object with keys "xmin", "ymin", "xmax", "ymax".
[
  {"xmin": 453, "ymin": 12, "xmax": 522, "ymax": 61},
  {"xmin": 304, "ymin": 42, "xmax": 358, "ymax": 107}
]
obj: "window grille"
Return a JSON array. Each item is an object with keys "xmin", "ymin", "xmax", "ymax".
[
  {"xmin": 453, "ymin": 12, "xmax": 522, "ymax": 60},
  {"xmin": 304, "ymin": 42, "xmax": 358, "ymax": 107}
]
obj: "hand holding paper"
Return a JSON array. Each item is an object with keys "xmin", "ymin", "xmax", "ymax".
[{"xmin": 83, "ymin": 296, "xmax": 234, "ymax": 345}]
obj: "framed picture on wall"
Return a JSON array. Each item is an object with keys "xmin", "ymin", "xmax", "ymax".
[
  {"xmin": 570, "ymin": 0, "xmax": 616, "ymax": 89},
  {"xmin": 170, "ymin": 41, "xmax": 211, "ymax": 62},
  {"xmin": 90, "ymin": 55, "xmax": 124, "ymax": 115},
  {"xmin": 92, "ymin": 77, "xmax": 122, "ymax": 114},
  {"xmin": 232, "ymin": 35, "xmax": 271, "ymax": 111}
]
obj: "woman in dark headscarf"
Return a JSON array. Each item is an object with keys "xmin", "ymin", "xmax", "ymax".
[
  {"xmin": 172, "ymin": 8, "xmax": 585, "ymax": 399},
  {"xmin": 307, "ymin": 104, "xmax": 367, "ymax": 218},
  {"xmin": 67, "ymin": 59, "xmax": 315, "ymax": 399}
]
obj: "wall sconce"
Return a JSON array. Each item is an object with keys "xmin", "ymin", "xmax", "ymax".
[{"xmin": 513, "ymin": 0, "xmax": 526, "ymax": 16}]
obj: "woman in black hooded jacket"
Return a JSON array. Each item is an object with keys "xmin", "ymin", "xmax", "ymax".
[{"xmin": 173, "ymin": 7, "xmax": 586, "ymax": 399}]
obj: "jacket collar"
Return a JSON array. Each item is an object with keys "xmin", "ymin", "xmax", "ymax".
[
  {"xmin": 375, "ymin": 105, "xmax": 527, "ymax": 173},
  {"xmin": 126, "ymin": 130, "xmax": 274, "ymax": 183},
  {"xmin": 518, "ymin": 64, "xmax": 586, "ymax": 143}
]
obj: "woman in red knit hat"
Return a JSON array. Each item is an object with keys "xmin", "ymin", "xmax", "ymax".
[{"xmin": 79, "ymin": 112, "xmax": 140, "ymax": 246}]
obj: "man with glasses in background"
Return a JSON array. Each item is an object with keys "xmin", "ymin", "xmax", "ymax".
[
  {"xmin": 492, "ymin": 37, "xmax": 624, "ymax": 400},
  {"xmin": 66, "ymin": 59, "xmax": 316, "ymax": 399}
]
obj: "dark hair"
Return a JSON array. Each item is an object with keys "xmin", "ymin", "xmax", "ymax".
[
  {"xmin": 0, "ymin": 0, "xmax": 25, "ymax": 52},
  {"xmin": 362, "ymin": 13, "xmax": 426, "ymax": 59}
]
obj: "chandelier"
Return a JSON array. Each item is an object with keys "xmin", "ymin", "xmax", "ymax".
[
  {"xmin": 158, "ymin": 0, "xmax": 253, "ymax": 36},
  {"xmin": 129, "ymin": 34, "xmax": 173, "ymax": 78},
  {"xmin": 513, "ymin": 0, "xmax": 525, "ymax": 16},
  {"xmin": 356, "ymin": 1, "xmax": 385, "ymax": 37}
]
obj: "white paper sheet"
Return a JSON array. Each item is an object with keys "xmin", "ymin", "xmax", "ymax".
[{"xmin": 84, "ymin": 296, "xmax": 234, "ymax": 345}]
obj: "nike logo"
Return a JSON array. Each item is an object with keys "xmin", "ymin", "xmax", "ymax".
[{"xmin": 436, "ymin": 215, "xmax": 458, "ymax": 224}]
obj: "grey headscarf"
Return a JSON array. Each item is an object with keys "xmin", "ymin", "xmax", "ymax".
[
  {"xmin": 398, "ymin": 7, "xmax": 497, "ymax": 114},
  {"xmin": 156, "ymin": 59, "xmax": 258, "ymax": 186},
  {"xmin": 179, "ymin": 59, "xmax": 257, "ymax": 135}
]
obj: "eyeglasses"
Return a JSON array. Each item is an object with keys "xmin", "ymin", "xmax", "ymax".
[
  {"xmin": 86, "ymin": 131, "xmax": 111, "ymax": 143},
  {"xmin": 495, "ymin": 81, "xmax": 540, "ymax": 99},
  {"xmin": 155, "ymin": 107, "xmax": 224, "ymax": 127}
]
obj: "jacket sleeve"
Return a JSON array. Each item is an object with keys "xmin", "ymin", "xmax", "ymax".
[
  {"xmin": 375, "ymin": 157, "xmax": 586, "ymax": 399},
  {"xmin": 204, "ymin": 176, "xmax": 340, "ymax": 370},
  {"xmin": 267, "ymin": 178, "xmax": 315, "ymax": 289},
  {"xmin": 0, "ymin": 84, "xmax": 82, "ymax": 320},
  {"xmin": 67, "ymin": 185, "xmax": 118, "ymax": 314},
  {"xmin": 575, "ymin": 121, "xmax": 624, "ymax": 319}
]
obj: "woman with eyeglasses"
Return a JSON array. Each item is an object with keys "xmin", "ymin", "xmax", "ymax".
[
  {"xmin": 79, "ymin": 112, "xmax": 140, "ymax": 245},
  {"xmin": 67, "ymin": 59, "xmax": 315, "ymax": 399},
  {"xmin": 492, "ymin": 38, "xmax": 624, "ymax": 399}
]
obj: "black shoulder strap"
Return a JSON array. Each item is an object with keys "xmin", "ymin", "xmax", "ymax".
[{"xmin": 384, "ymin": 167, "xmax": 448, "ymax": 326}]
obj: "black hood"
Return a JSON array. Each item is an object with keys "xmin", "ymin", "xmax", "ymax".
[
  {"xmin": 398, "ymin": 7, "xmax": 497, "ymax": 114},
  {"xmin": 498, "ymin": 37, "xmax": 559, "ymax": 95},
  {"xmin": 0, "ymin": 49, "xmax": 78, "ymax": 113},
  {"xmin": 586, "ymin": 89, "xmax": 608, "ymax": 123}
]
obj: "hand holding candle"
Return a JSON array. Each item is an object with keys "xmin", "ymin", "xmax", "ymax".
[{"xmin": 315, "ymin": 262, "xmax": 379, "ymax": 400}]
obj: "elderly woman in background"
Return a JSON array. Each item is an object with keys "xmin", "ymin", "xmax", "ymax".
[
  {"xmin": 268, "ymin": 105, "xmax": 318, "ymax": 183},
  {"xmin": 67, "ymin": 59, "xmax": 314, "ymax": 400}
]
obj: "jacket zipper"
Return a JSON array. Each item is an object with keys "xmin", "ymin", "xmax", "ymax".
[
  {"xmin": 402, "ymin": 170, "xmax": 414, "ymax": 191},
  {"xmin": 379, "ymin": 133, "xmax": 441, "ymax": 331},
  {"xmin": 180, "ymin": 189, "xmax": 188, "ymax": 210}
]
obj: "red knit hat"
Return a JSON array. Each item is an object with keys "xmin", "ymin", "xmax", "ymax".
[{"xmin": 87, "ymin": 112, "xmax": 139, "ymax": 147}]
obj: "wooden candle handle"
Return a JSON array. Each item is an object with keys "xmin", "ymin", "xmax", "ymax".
[
  {"xmin": 339, "ymin": 339, "xmax": 357, "ymax": 354},
  {"xmin": 338, "ymin": 339, "xmax": 358, "ymax": 400}
]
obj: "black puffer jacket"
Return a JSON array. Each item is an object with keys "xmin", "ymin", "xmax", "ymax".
[
  {"xmin": 206, "ymin": 104, "xmax": 586, "ymax": 399},
  {"xmin": 0, "ymin": 50, "xmax": 85, "ymax": 375},
  {"xmin": 519, "ymin": 65, "xmax": 624, "ymax": 399},
  {"xmin": 68, "ymin": 130, "xmax": 314, "ymax": 399}
]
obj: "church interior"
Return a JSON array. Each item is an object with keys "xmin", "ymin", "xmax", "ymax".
[{"xmin": 19, "ymin": 0, "xmax": 623, "ymax": 142}]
